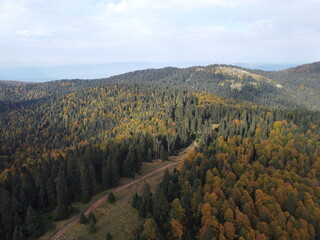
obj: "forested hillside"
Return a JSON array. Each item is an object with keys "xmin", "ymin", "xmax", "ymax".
[
  {"xmin": 252, "ymin": 62, "xmax": 320, "ymax": 111},
  {"xmin": 133, "ymin": 109, "xmax": 320, "ymax": 240},
  {"xmin": 0, "ymin": 62, "xmax": 319, "ymax": 240},
  {"xmin": 2, "ymin": 62, "xmax": 320, "ymax": 112},
  {"xmin": 0, "ymin": 82, "xmax": 248, "ymax": 239}
]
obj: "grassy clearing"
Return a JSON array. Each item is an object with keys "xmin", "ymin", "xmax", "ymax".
[{"xmin": 39, "ymin": 158, "xmax": 181, "ymax": 240}]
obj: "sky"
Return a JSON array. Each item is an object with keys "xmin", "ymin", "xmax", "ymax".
[{"xmin": 0, "ymin": 0, "xmax": 319, "ymax": 70}]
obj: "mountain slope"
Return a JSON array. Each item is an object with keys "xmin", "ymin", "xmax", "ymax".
[
  {"xmin": 0, "ymin": 78, "xmax": 319, "ymax": 239},
  {"xmin": 1, "ymin": 82, "xmax": 249, "ymax": 239},
  {"xmin": 1, "ymin": 64, "xmax": 307, "ymax": 111},
  {"xmin": 253, "ymin": 62, "xmax": 320, "ymax": 110},
  {"xmin": 281, "ymin": 61, "xmax": 320, "ymax": 74}
]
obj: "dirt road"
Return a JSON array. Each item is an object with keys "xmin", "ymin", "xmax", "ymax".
[{"xmin": 51, "ymin": 141, "xmax": 197, "ymax": 240}]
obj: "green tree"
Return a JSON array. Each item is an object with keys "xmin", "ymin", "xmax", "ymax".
[
  {"xmin": 139, "ymin": 184, "xmax": 153, "ymax": 217},
  {"xmin": 79, "ymin": 212, "xmax": 87, "ymax": 224},
  {"xmin": 147, "ymin": 147, "xmax": 153, "ymax": 162},
  {"xmin": 12, "ymin": 225, "xmax": 24, "ymax": 240},
  {"xmin": 88, "ymin": 212, "xmax": 96, "ymax": 224},
  {"xmin": 160, "ymin": 144, "xmax": 168, "ymax": 161},
  {"xmin": 25, "ymin": 205, "xmax": 41, "ymax": 237},
  {"xmin": 132, "ymin": 193, "xmax": 140, "ymax": 209},
  {"xmin": 89, "ymin": 219, "xmax": 97, "ymax": 233},
  {"xmin": 80, "ymin": 157, "xmax": 92, "ymax": 203},
  {"xmin": 56, "ymin": 168, "xmax": 69, "ymax": 219},
  {"xmin": 106, "ymin": 232, "xmax": 113, "ymax": 240},
  {"xmin": 108, "ymin": 192, "xmax": 116, "ymax": 204}
]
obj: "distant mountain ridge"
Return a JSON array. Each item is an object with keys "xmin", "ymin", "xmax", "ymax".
[
  {"xmin": 1, "ymin": 61, "xmax": 319, "ymax": 111},
  {"xmin": 253, "ymin": 61, "xmax": 320, "ymax": 111},
  {"xmin": 280, "ymin": 61, "xmax": 320, "ymax": 74},
  {"xmin": 0, "ymin": 62, "xmax": 299, "ymax": 82}
]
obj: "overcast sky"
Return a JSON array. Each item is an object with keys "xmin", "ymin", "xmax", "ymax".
[{"xmin": 0, "ymin": 0, "xmax": 319, "ymax": 67}]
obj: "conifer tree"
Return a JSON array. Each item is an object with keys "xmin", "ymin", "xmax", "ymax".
[
  {"xmin": 12, "ymin": 225, "xmax": 24, "ymax": 240},
  {"xmin": 56, "ymin": 168, "xmax": 69, "ymax": 219},
  {"xmin": 89, "ymin": 219, "xmax": 97, "ymax": 233},
  {"xmin": 25, "ymin": 205, "xmax": 41, "ymax": 237},
  {"xmin": 108, "ymin": 192, "xmax": 116, "ymax": 204},
  {"xmin": 88, "ymin": 212, "xmax": 96, "ymax": 224},
  {"xmin": 146, "ymin": 147, "xmax": 153, "ymax": 162},
  {"xmin": 106, "ymin": 232, "xmax": 113, "ymax": 240},
  {"xmin": 79, "ymin": 212, "xmax": 87, "ymax": 224},
  {"xmin": 80, "ymin": 157, "xmax": 92, "ymax": 203}
]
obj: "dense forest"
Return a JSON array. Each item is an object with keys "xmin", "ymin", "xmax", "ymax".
[
  {"xmin": 0, "ymin": 62, "xmax": 319, "ymax": 239},
  {"xmin": 253, "ymin": 62, "xmax": 320, "ymax": 111},
  {"xmin": 0, "ymin": 82, "xmax": 248, "ymax": 239},
  {"xmin": 1, "ymin": 62, "xmax": 320, "ymax": 111},
  {"xmin": 132, "ymin": 109, "xmax": 320, "ymax": 240}
]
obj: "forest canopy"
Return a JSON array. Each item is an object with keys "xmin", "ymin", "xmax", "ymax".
[{"xmin": 0, "ymin": 62, "xmax": 319, "ymax": 239}]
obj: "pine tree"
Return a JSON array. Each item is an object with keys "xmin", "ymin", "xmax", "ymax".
[
  {"xmin": 123, "ymin": 150, "xmax": 134, "ymax": 177},
  {"xmin": 106, "ymin": 232, "xmax": 113, "ymax": 240},
  {"xmin": 108, "ymin": 192, "xmax": 116, "ymax": 204},
  {"xmin": 153, "ymin": 185, "xmax": 169, "ymax": 227},
  {"xmin": 89, "ymin": 219, "xmax": 97, "ymax": 233},
  {"xmin": 134, "ymin": 146, "xmax": 142, "ymax": 172},
  {"xmin": 46, "ymin": 177, "xmax": 57, "ymax": 210},
  {"xmin": 102, "ymin": 159, "xmax": 112, "ymax": 189},
  {"xmin": 12, "ymin": 225, "xmax": 24, "ymax": 240},
  {"xmin": 80, "ymin": 157, "xmax": 92, "ymax": 203},
  {"xmin": 162, "ymin": 169, "xmax": 170, "ymax": 193},
  {"xmin": 111, "ymin": 157, "xmax": 119, "ymax": 186},
  {"xmin": 25, "ymin": 205, "xmax": 41, "ymax": 237},
  {"xmin": 79, "ymin": 212, "xmax": 87, "ymax": 224},
  {"xmin": 132, "ymin": 193, "xmax": 140, "ymax": 209},
  {"xmin": 66, "ymin": 154, "xmax": 78, "ymax": 201},
  {"xmin": 88, "ymin": 212, "xmax": 96, "ymax": 224},
  {"xmin": 160, "ymin": 144, "xmax": 168, "ymax": 161},
  {"xmin": 147, "ymin": 147, "xmax": 153, "ymax": 162},
  {"xmin": 56, "ymin": 168, "xmax": 69, "ymax": 219}
]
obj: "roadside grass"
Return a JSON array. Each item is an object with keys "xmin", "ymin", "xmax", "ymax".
[{"xmin": 39, "ymin": 158, "xmax": 181, "ymax": 240}]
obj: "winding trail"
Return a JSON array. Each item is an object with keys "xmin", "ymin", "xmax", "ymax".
[{"xmin": 51, "ymin": 141, "xmax": 198, "ymax": 240}]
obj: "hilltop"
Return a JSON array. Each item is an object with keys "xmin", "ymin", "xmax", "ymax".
[
  {"xmin": 281, "ymin": 61, "xmax": 320, "ymax": 74},
  {"xmin": 2, "ymin": 62, "xmax": 320, "ymax": 111}
]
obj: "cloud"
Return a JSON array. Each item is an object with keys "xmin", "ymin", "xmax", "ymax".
[
  {"xmin": 16, "ymin": 28, "xmax": 54, "ymax": 37},
  {"xmin": 0, "ymin": 0, "xmax": 319, "ymax": 66}
]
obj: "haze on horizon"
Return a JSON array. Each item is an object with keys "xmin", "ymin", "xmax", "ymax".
[{"xmin": 0, "ymin": 0, "xmax": 319, "ymax": 79}]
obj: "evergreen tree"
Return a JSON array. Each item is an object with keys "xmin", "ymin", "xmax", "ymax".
[
  {"xmin": 79, "ymin": 212, "xmax": 87, "ymax": 224},
  {"xmin": 123, "ymin": 150, "xmax": 134, "ymax": 177},
  {"xmin": 147, "ymin": 147, "xmax": 153, "ymax": 162},
  {"xmin": 132, "ymin": 193, "xmax": 140, "ymax": 209},
  {"xmin": 56, "ymin": 168, "xmax": 69, "ymax": 219},
  {"xmin": 25, "ymin": 205, "xmax": 41, "ymax": 237},
  {"xmin": 89, "ymin": 219, "xmax": 97, "ymax": 233},
  {"xmin": 12, "ymin": 225, "xmax": 24, "ymax": 240},
  {"xmin": 80, "ymin": 157, "xmax": 92, "ymax": 203},
  {"xmin": 162, "ymin": 169, "xmax": 170, "ymax": 194},
  {"xmin": 139, "ymin": 184, "xmax": 153, "ymax": 217},
  {"xmin": 153, "ymin": 185, "xmax": 169, "ymax": 228},
  {"xmin": 160, "ymin": 144, "xmax": 168, "ymax": 161},
  {"xmin": 66, "ymin": 154, "xmax": 78, "ymax": 201},
  {"xmin": 88, "ymin": 212, "xmax": 96, "ymax": 224},
  {"xmin": 102, "ymin": 159, "xmax": 112, "ymax": 189},
  {"xmin": 46, "ymin": 177, "xmax": 57, "ymax": 210},
  {"xmin": 111, "ymin": 157, "xmax": 119, "ymax": 186},
  {"xmin": 108, "ymin": 192, "xmax": 116, "ymax": 204},
  {"xmin": 106, "ymin": 232, "xmax": 113, "ymax": 240}
]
